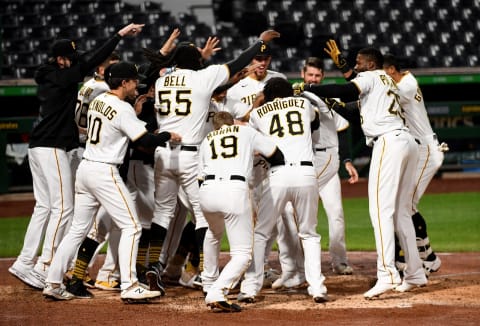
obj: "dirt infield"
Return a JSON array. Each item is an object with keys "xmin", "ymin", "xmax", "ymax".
[
  {"xmin": 1, "ymin": 251, "xmax": 479, "ymax": 325},
  {"xmin": 1, "ymin": 176, "xmax": 479, "ymax": 325}
]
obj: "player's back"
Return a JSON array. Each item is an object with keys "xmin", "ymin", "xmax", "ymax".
[
  {"xmin": 155, "ymin": 65, "xmax": 229, "ymax": 145},
  {"xmin": 84, "ymin": 93, "xmax": 146, "ymax": 164},
  {"xmin": 226, "ymin": 70, "xmax": 287, "ymax": 107},
  {"xmin": 200, "ymin": 124, "xmax": 264, "ymax": 180},
  {"xmin": 351, "ymin": 69, "xmax": 406, "ymax": 142},
  {"xmin": 250, "ymin": 96, "xmax": 315, "ymax": 163},
  {"xmin": 396, "ymin": 72, "xmax": 434, "ymax": 139}
]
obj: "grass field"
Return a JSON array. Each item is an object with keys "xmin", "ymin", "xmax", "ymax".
[{"xmin": 1, "ymin": 192, "xmax": 479, "ymax": 258}]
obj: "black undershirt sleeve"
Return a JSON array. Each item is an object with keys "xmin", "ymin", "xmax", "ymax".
[
  {"xmin": 133, "ymin": 131, "xmax": 171, "ymax": 149},
  {"xmin": 225, "ymin": 41, "xmax": 264, "ymax": 76},
  {"xmin": 262, "ymin": 147, "xmax": 285, "ymax": 167},
  {"xmin": 305, "ymin": 82, "xmax": 360, "ymax": 101}
]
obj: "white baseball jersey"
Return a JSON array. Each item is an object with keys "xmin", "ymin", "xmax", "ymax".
[
  {"xmin": 396, "ymin": 72, "xmax": 444, "ymax": 214},
  {"xmin": 396, "ymin": 72, "xmax": 435, "ymax": 139},
  {"xmin": 76, "ymin": 76, "xmax": 110, "ymax": 142},
  {"xmin": 212, "ymin": 96, "xmax": 251, "ymax": 121},
  {"xmin": 199, "ymin": 124, "xmax": 277, "ymax": 181},
  {"xmin": 226, "ymin": 70, "xmax": 287, "ymax": 107},
  {"xmin": 154, "ymin": 65, "xmax": 229, "ymax": 145},
  {"xmin": 351, "ymin": 70, "xmax": 406, "ymax": 145},
  {"xmin": 249, "ymin": 96, "xmax": 316, "ymax": 163},
  {"xmin": 84, "ymin": 92, "xmax": 147, "ymax": 164}
]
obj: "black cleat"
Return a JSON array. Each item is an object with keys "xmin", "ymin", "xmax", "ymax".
[
  {"xmin": 207, "ymin": 301, "xmax": 242, "ymax": 312},
  {"xmin": 237, "ymin": 292, "xmax": 255, "ymax": 303},
  {"xmin": 313, "ymin": 294, "xmax": 328, "ymax": 303},
  {"xmin": 67, "ymin": 276, "xmax": 94, "ymax": 299},
  {"xmin": 146, "ymin": 269, "xmax": 166, "ymax": 296}
]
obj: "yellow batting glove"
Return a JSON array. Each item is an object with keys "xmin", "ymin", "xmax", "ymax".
[
  {"xmin": 292, "ymin": 82, "xmax": 305, "ymax": 95},
  {"xmin": 324, "ymin": 39, "xmax": 349, "ymax": 72}
]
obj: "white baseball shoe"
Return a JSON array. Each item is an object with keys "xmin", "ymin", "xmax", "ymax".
[
  {"xmin": 333, "ymin": 263, "xmax": 353, "ymax": 275},
  {"xmin": 121, "ymin": 283, "xmax": 161, "ymax": 302},
  {"xmin": 43, "ymin": 284, "xmax": 75, "ymax": 300},
  {"xmin": 423, "ymin": 257, "xmax": 441, "ymax": 276},
  {"xmin": 272, "ymin": 273, "xmax": 306, "ymax": 290},
  {"xmin": 364, "ymin": 282, "xmax": 399, "ymax": 299},
  {"xmin": 9, "ymin": 262, "xmax": 45, "ymax": 290},
  {"xmin": 394, "ymin": 280, "xmax": 427, "ymax": 293}
]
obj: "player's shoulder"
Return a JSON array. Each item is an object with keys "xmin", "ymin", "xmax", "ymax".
[{"xmin": 266, "ymin": 70, "xmax": 287, "ymax": 80}]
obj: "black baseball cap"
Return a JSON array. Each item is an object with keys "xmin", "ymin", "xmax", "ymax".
[
  {"xmin": 51, "ymin": 39, "xmax": 78, "ymax": 59},
  {"xmin": 107, "ymin": 62, "xmax": 145, "ymax": 80},
  {"xmin": 255, "ymin": 43, "xmax": 272, "ymax": 58}
]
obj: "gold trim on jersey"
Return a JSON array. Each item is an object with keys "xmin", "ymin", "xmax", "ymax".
[
  {"xmin": 45, "ymin": 148, "xmax": 66, "ymax": 265},
  {"xmin": 411, "ymin": 144, "xmax": 430, "ymax": 212},
  {"xmin": 110, "ymin": 166, "xmax": 140, "ymax": 283},
  {"xmin": 315, "ymin": 153, "xmax": 332, "ymax": 179},
  {"xmin": 375, "ymin": 138, "xmax": 397, "ymax": 284}
]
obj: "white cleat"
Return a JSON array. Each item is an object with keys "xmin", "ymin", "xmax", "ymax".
[
  {"xmin": 364, "ymin": 282, "xmax": 399, "ymax": 299},
  {"xmin": 121, "ymin": 283, "xmax": 161, "ymax": 303},
  {"xmin": 423, "ymin": 257, "xmax": 441, "ymax": 276},
  {"xmin": 43, "ymin": 284, "xmax": 74, "ymax": 300},
  {"xmin": 394, "ymin": 280, "xmax": 426, "ymax": 293}
]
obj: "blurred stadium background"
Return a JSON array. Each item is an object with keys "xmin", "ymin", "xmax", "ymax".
[{"xmin": 1, "ymin": 0, "xmax": 479, "ymax": 193}]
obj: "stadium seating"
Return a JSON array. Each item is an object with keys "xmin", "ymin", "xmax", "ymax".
[{"xmin": 1, "ymin": 0, "xmax": 479, "ymax": 79}]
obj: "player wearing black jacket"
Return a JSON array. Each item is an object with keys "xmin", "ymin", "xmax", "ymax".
[{"xmin": 8, "ymin": 23, "xmax": 145, "ymax": 290}]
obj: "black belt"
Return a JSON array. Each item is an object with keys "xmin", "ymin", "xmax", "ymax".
[
  {"xmin": 287, "ymin": 161, "xmax": 313, "ymax": 167},
  {"xmin": 205, "ymin": 174, "xmax": 246, "ymax": 181},
  {"xmin": 159, "ymin": 144, "xmax": 198, "ymax": 151},
  {"xmin": 315, "ymin": 148, "xmax": 326, "ymax": 152}
]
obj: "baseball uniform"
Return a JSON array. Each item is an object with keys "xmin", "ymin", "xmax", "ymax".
[
  {"xmin": 46, "ymin": 91, "xmax": 151, "ymax": 293},
  {"xmin": 199, "ymin": 123, "xmax": 278, "ymax": 306},
  {"xmin": 350, "ymin": 69, "xmax": 427, "ymax": 294},
  {"xmin": 395, "ymin": 71, "xmax": 444, "ymax": 270},
  {"xmin": 241, "ymin": 96, "xmax": 327, "ymax": 301}
]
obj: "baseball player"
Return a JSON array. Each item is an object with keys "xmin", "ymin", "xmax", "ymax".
[
  {"xmin": 225, "ymin": 44, "xmax": 287, "ymax": 286},
  {"xmin": 145, "ymin": 30, "xmax": 280, "ymax": 294},
  {"xmin": 199, "ymin": 111, "xmax": 285, "ymax": 312},
  {"xmin": 63, "ymin": 52, "xmax": 122, "ymax": 296},
  {"xmin": 296, "ymin": 47, "xmax": 428, "ymax": 298},
  {"xmin": 325, "ymin": 40, "xmax": 445, "ymax": 276},
  {"xmin": 8, "ymin": 23, "xmax": 144, "ymax": 290},
  {"xmin": 43, "ymin": 61, "xmax": 181, "ymax": 301},
  {"xmin": 383, "ymin": 54, "xmax": 445, "ymax": 275},
  {"xmin": 272, "ymin": 58, "xmax": 359, "ymax": 290},
  {"xmin": 240, "ymin": 77, "xmax": 328, "ymax": 303}
]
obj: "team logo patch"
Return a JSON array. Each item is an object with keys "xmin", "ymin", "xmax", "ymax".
[
  {"xmin": 260, "ymin": 44, "xmax": 267, "ymax": 53},
  {"xmin": 71, "ymin": 41, "xmax": 76, "ymax": 50}
]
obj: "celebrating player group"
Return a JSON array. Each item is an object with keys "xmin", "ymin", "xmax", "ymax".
[{"xmin": 8, "ymin": 21, "xmax": 446, "ymax": 312}]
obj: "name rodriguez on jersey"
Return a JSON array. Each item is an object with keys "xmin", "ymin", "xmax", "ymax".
[
  {"xmin": 89, "ymin": 98, "xmax": 117, "ymax": 120},
  {"xmin": 256, "ymin": 98, "xmax": 306, "ymax": 118}
]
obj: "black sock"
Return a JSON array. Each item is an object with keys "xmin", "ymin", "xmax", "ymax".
[{"xmin": 73, "ymin": 237, "xmax": 100, "ymax": 280}]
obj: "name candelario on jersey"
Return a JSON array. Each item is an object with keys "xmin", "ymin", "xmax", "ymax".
[
  {"xmin": 206, "ymin": 125, "xmax": 240, "ymax": 141},
  {"xmin": 256, "ymin": 98, "xmax": 306, "ymax": 118},
  {"xmin": 78, "ymin": 86, "xmax": 94, "ymax": 98},
  {"xmin": 89, "ymin": 99, "xmax": 117, "ymax": 120}
]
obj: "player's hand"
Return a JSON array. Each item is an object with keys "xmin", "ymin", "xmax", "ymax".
[
  {"xmin": 118, "ymin": 23, "xmax": 145, "ymax": 37},
  {"xmin": 438, "ymin": 142, "xmax": 449, "ymax": 152},
  {"xmin": 199, "ymin": 36, "xmax": 221, "ymax": 60},
  {"xmin": 344, "ymin": 161, "xmax": 359, "ymax": 184},
  {"xmin": 292, "ymin": 82, "xmax": 305, "ymax": 95},
  {"xmin": 168, "ymin": 132, "xmax": 182, "ymax": 142},
  {"xmin": 160, "ymin": 28, "xmax": 181, "ymax": 55},
  {"xmin": 324, "ymin": 39, "xmax": 349, "ymax": 71},
  {"xmin": 259, "ymin": 30, "xmax": 281, "ymax": 43},
  {"xmin": 134, "ymin": 94, "xmax": 149, "ymax": 115},
  {"xmin": 322, "ymin": 97, "xmax": 345, "ymax": 111}
]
